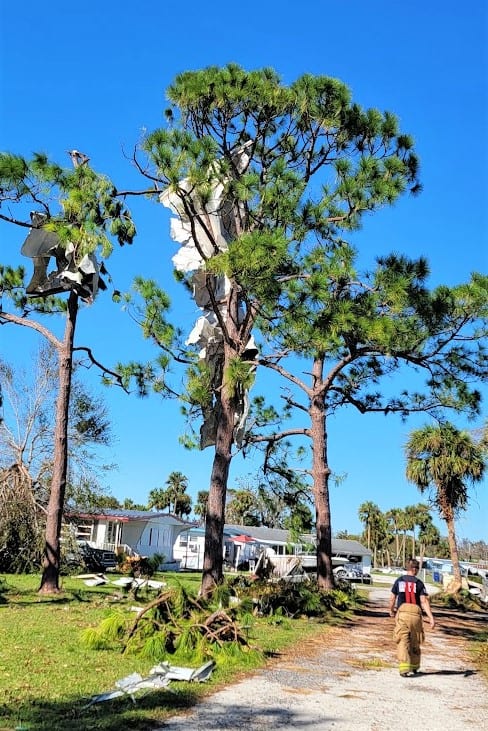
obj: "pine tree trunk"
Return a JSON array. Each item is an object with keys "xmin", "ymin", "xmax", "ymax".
[
  {"xmin": 200, "ymin": 369, "xmax": 235, "ymax": 598},
  {"xmin": 309, "ymin": 366, "xmax": 334, "ymax": 591},
  {"xmin": 39, "ymin": 292, "xmax": 78, "ymax": 593}
]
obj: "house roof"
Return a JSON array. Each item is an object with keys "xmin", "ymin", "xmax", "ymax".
[
  {"xmin": 68, "ymin": 509, "xmax": 196, "ymax": 525},
  {"xmin": 183, "ymin": 524, "xmax": 371, "ymax": 556},
  {"xmin": 329, "ymin": 538, "xmax": 372, "ymax": 557},
  {"xmin": 225, "ymin": 525, "xmax": 295, "ymax": 544}
]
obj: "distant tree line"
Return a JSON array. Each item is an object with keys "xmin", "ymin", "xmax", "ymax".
[{"xmin": 355, "ymin": 501, "xmax": 488, "ymax": 570}]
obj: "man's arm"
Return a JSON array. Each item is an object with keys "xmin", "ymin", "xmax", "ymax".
[
  {"xmin": 420, "ymin": 594, "xmax": 435, "ymax": 628},
  {"xmin": 389, "ymin": 592, "xmax": 397, "ymax": 617}
]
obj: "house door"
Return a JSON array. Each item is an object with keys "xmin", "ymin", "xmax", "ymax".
[{"xmin": 106, "ymin": 521, "xmax": 120, "ymax": 549}]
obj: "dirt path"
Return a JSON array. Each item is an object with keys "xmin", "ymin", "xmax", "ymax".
[{"xmin": 157, "ymin": 586, "xmax": 488, "ymax": 730}]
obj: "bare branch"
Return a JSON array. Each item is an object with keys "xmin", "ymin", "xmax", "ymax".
[
  {"xmin": 0, "ymin": 212, "xmax": 32, "ymax": 228},
  {"xmin": 0, "ymin": 312, "xmax": 62, "ymax": 348}
]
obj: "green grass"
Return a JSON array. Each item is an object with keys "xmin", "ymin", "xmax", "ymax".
[
  {"xmin": 0, "ymin": 573, "xmax": 332, "ymax": 731},
  {"xmin": 470, "ymin": 632, "xmax": 488, "ymax": 681}
]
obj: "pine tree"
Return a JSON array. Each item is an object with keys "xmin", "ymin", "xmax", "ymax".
[
  {"xmin": 247, "ymin": 250, "xmax": 487, "ymax": 588},
  {"xmin": 0, "ymin": 151, "xmax": 135, "ymax": 592},
  {"xmin": 133, "ymin": 64, "xmax": 422, "ymax": 596}
]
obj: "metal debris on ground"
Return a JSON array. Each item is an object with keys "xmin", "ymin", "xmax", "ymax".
[
  {"xmin": 83, "ymin": 660, "xmax": 215, "ymax": 707},
  {"xmin": 149, "ymin": 660, "xmax": 215, "ymax": 683},
  {"xmin": 74, "ymin": 574, "xmax": 167, "ymax": 590}
]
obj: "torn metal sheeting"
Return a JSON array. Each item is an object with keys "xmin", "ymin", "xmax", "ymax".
[
  {"xmin": 84, "ymin": 660, "xmax": 215, "ymax": 707},
  {"xmin": 75, "ymin": 575, "xmax": 167, "ymax": 590},
  {"xmin": 149, "ymin": 660, "xmax": 215, "ymax": 682},
  {"xmin": 162, "ymin": 178, "xmax": 231, "ymax": 257},
  {"xmin": 147, "ymin": 580, "xmax": 166, "ymax": 589},
  {"xmin": 160, "ymin": 147, "xmax": 256, "ymax": 449},
  {"xmin": 131, "ymin": 578, "xmax": 167, "ymax": 589},
  {"xmin": 111, "ymin": 577, "xmax": 136, "ymax": 587},
  {"xmin": 83, "ymin": 577, "xmax": 108, "ymax": 586},
  {"xmin": 21, "ymin": 212, "xmax": 105, "ymax": 302},
  {"xmin": 84, "ymin": 673, "xmax": 172, "ymax": 707}
]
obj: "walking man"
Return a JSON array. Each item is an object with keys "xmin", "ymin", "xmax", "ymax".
[{"xmin": 389, "ymin": 558, "xmax": 435, "ymax": 676}]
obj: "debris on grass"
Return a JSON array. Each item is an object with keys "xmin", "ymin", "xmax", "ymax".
[{"xmin": 83, "ymin": 660, "xmax": 215, "ymax": 707}]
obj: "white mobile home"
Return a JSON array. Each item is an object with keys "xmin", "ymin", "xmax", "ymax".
[
  {"xmin": 68, "ymin": 509, "xmax": 195, "ymax": 567},
  {"xmin": 174, "ymin": 524, "xmax": 372, "ymax": 574}
]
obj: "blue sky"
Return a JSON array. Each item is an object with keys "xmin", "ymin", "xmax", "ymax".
[{"xmin": 1, "ymin": 1, "xmax": 487, "ymax": 541}]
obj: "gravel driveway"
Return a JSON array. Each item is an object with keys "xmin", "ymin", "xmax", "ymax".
[{"xmin": 156, "ymin": 584, "xmax": 488, "ymax": 730}]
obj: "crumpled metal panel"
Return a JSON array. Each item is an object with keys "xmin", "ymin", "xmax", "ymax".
[
  {"xmin": 21, "ymin": 211, "xmax": 104, "ymax": 303},
  {"xmin": 161, "ymin": 145, "xmax": 256, "ymax": 448},
  {"xmin": 83, "ymin": 660, "xmax": 215, "ymax": 707}
]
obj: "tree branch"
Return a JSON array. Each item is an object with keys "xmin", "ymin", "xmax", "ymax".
[
  {"xmin": 72, "ymin": 346, "xmax": 130, "ymax": 392},
  {"xmin": 0, "ymin": 312, "xmax": 62, "ymax": 348},
  {"xmin": 0, "ymin": 212, "xmax": 32, "ymax": 228}
]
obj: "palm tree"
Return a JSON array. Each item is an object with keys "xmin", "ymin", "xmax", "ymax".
[
  {"xmin": 147, "ymin": 487, "xmax": 168, "ymax": 511},
  {"xmin": 417, "ymin": 517, "xmax": 440, "ymax": 569},
  {"xmin": 165, "ymin": 472, "xmax": 189, "ymax": 515},
  {"xmin": 358, "ymin": 501, "xmax": 383, "ymax": 567},
  {"xmin": 194, "ymin": 490, "xmax": 209, "ymax": 522},
  {"xmin": 405, "ymin": 503, "xmax": 432, "ymax": 560},
  {"xmin": 405, "ymin": 423, "xmax": 486, "ymax": 593},
  {"xmin": 395, "ymin": 508, "xmax": 411, "ymax": 567},
  {"xmin": 173, "ymin": 493, "xmax": 192, "ymax": 518},
  {"xmin": 403, "ymin": 505, "xmax": 417, "ymax": 560},
  {"xmin": 386, "ymin": 508, "xmax": 403, "ymax": 565},
  {"xmin": 374, "ymin": 513, "xmax": 390, "ymax": 568}
]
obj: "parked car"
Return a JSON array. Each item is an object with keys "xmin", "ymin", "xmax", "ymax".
[
  {"xmin": 333, "ymin": 563, "xmax": 364, "ymax": 581},
  {"xmin": 65, "ymin": 541, "xmax": 118, "ymax": 572}
]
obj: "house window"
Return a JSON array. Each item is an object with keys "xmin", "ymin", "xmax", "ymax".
[{"xmin": 75, "ymin": 521, "xmax": 94, "ymax": 542}]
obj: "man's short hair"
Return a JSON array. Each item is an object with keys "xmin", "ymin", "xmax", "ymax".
[{"xmin": 407, "ymin": 559, "xmax": 420, "ymax": 570}]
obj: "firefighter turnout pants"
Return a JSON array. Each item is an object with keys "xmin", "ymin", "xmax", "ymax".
[{"xmin": 393, "ymin": 603, "xmax": 424, "ymax": 675}]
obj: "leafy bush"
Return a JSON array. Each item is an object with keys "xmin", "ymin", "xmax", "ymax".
[{"xmin": 117, "ymin": 552, "xmax": 166, "ymax": 577}]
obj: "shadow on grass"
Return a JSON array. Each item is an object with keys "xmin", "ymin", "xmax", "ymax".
[
  {"xmin": 352, "ymin": 594, "xmax": 390, "ymax": 620},
  {"xmin": 0, "ymin": 691, "xmax": 337, "ymax": 731},
  {"xmin": 1, "ymin": 686, "xmax": 333, "ymax": 731},
  {"xmin": 430, "ymin": 604, "xmax": 488, "ymax": 644},
  {"xmin": 0, "ymin": 586, "xmax": 123, "ymax": 608},
  {"xmin": 1, "ymin": 686, "xmax": 202, "ymax": 731}
]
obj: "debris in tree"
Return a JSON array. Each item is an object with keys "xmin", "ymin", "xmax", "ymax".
[
  {"xmin": 21, "ymin": 211, "xmax": 105, "ymax": 302},
  {"xmin": 160, "ymin": 142, "xmax": 256, "ymax": 449}
]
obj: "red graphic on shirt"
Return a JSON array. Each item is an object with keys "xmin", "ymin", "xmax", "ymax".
[{"xmin": 404, "ymin": 580, "xmax": 417, "ymax": 604}]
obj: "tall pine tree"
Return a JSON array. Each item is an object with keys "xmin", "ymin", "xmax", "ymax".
[
  {"xmin": 133, "ymin": 64, "xmax": 422, "ymax": 596},
  {"xmin": 0, "ymin": 151, "xmax": 135, "ymax": 592}
]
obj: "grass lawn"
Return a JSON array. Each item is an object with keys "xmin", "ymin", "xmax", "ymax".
[{"xmin": 0, "ymin": 572, "xmax": 335, "ymax": 731}]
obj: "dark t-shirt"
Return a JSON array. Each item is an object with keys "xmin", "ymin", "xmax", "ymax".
[{"xmin": 391, "ymin": 574, "xmax": 428, "ymax": 608}]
